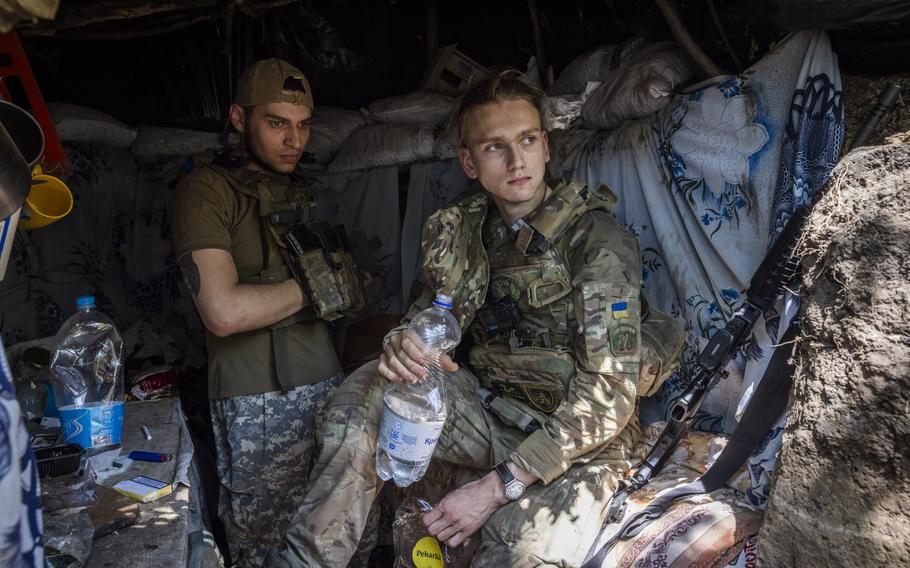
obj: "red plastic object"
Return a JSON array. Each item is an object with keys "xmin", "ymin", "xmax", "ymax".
[{"xmin": 0, "ymin": 32, "xmax": 69, "ymax": 175}]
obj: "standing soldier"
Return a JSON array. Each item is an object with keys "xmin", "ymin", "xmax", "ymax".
[
  {"xmin": 169, "ymin": 58, "xmax": 364, "ymax": 567},
  {"xmin": 266, "ymin": 70, "xmax": 683, "ymax": 567}
]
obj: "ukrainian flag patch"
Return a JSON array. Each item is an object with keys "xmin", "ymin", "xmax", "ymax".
[{"xmin": 611, "ymin": 301, "xmax": 629, "ymax": 319}]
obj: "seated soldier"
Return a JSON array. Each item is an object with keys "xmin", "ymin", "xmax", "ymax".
[{"xmin": 265, "ymin": 70, "xmax": 680, "ymax": 567}]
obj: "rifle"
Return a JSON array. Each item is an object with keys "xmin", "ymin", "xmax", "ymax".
[
  {"xmin": 604, "ymin": 193, "xmax": 805, "ymax": 525},
  {"xmin": 610, "ymin": 81, "xmax": 905, "ymax": 515}
]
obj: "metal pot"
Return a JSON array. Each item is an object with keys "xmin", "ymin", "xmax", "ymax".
[{"xmin": 0, "ymin": 100, "xmax": 44, "ymax": 219}]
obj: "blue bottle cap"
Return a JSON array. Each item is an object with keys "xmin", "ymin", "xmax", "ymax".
[
  {"xmin": 75, "ymin": 295, "xmax": 96, "ymax": 309},
  {"xmin": 433, "ymin": 294, "xmax": 453, "ymax": 309}
]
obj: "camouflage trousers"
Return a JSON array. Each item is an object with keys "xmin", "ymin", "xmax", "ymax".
[
  {"xmin": 265, "ymin": 360, "xmax": 633, "ymax": 568},
  {"xmin": 210, "ymin": 373, "xmax": 343, "ymax": 568}
]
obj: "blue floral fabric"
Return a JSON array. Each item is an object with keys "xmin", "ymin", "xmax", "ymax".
[
  {"xmin": 0, "ymin": 339, "xmax": 43, "ymax": 567},
  {"xmin": 0, "ymin": 143, "xmax": 203, "ymax": 350},
  {"xmin": 548, "ymin": 32, "xmax": 844, "ymax": 507}
]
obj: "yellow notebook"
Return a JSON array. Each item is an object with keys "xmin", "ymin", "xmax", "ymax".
[{"xmin": 112, "ymin": 475, "xmax": 174, "ymax": 503}]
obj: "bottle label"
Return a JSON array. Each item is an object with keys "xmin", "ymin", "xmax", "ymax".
[
  {"xmin": 412, "ymin": 536, "xmax": 445, "ymax": 568},
  {"xmin": 378, "ymin": 401, "xmax": 445, "ymax": 463},
  {"xmin": 59, "ymin": 400, "xmax": 124, "ymax": 449}
]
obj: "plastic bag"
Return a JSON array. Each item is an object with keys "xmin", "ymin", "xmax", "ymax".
[
  {"xmin": 545, "ymin": 81, "xmax": 602, "ymax": 131},
  {"xmin": 393, "ymin": 498, "xmax": 468, "ymax": 568}
]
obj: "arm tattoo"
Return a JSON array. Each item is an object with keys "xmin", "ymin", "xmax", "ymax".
[{"xmin": 178, "ymin": 255, "xmax": 202, "ymax": 297}]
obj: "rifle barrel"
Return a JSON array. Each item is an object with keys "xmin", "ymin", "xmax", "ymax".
[{"xmin": 850, "ymin": 83, "xmax": 903, "ymax": 151}]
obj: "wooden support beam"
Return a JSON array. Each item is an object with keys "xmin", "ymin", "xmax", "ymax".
[
  {"xmin": 525, "ymin": 0, "xmax": 548, "ymax": 89},
  {"xmin": 425, "ymin": 0, "xmax": 438, "ymax": 64},
  {"xmin": 655, "ymin": 0, "xmax": 725, "ymax": 79}
]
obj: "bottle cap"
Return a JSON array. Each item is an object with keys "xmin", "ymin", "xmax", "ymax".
[
  {"xmin": 433, "ymin": 294, "xmax": 453, "ymax": 309},
  {"xmin": 75, "ymin": 295, "xmax": 96, "ymax": 309}
]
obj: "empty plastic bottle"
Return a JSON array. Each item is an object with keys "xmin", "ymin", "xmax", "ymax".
[
  {"xmin": 50, "ymin": 295, "xmax": 125, "ymax": 450},
  {"xmin": 376, "ymin": 294, "xmax": 461, "ymax": 487}
]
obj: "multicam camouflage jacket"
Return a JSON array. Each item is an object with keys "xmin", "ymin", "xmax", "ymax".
[{"xmin": 391, "ymin": 179, "xmax": 683, "ymax": 484}]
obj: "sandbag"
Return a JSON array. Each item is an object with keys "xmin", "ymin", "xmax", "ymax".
[
  {"xmin": 326, "ymin": 123, "xmax": 435, "ymax": 173},
  {"xmin": 0, "ymin": 0, "xmax": 58, "ymax": 33},
  {"xmin": 48, "ymin": 102, "xmax": 137, "ymax": 149},
  {"xmin": 581, "ymin": 41, "xmax": 693, "ymax": 130},
  {"xmin": 547, "ymin": 39, "xmax": 644, "ymax": 97},
  {"xmin": 363, "ymin": 91, "xmax": 455, "ymax": 126},
  {"xmin": 307, "ymin": 106, "xmax": 367, "ymax": 164},
  {"xmin": 432, "ymin": 120, "xmax": 460, "ymax": 160},
  {"xmin": 130, "ymin": 126, "xmax": 227, "ymax": 163}
]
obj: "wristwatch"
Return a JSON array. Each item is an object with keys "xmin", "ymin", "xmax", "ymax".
[{"xmin": 493, "ymin": 461, "xmax": 526, "ymax": 501}]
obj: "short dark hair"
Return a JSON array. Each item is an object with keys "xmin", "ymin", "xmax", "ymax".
[{"xmin": 453, "ymin": 69, "xmax": 545, "ymax": 146}]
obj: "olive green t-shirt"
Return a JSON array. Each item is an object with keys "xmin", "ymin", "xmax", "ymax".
[{"xmin": 169, "ymin": 165, "xmax": 341, "ymax": 399}]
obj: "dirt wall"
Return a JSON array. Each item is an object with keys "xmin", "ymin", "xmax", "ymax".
[
  {"xmin": 758, "ymin": 143, "xmax": 910, "ymax": 566},
  {"xmin": 759, "ymin": 144, "xmax": 910, "ymax": 568}
]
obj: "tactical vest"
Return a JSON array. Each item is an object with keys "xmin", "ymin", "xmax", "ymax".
[
  {"xmin": 207, "ymin": 163, "xmax": 311, "ymax": 284},
  {"xmin": 426, "ymin": 180, "xmax": 684, "ymax": 420},
  {"xmin": 466, "ymin": 180, "xmax": 613, "ymax": 415},
  {"xmin": 207, "ymin": 163, "xmax": 328, "ymax": 391},
  {"xmin": 208, "ymin": 161, "xmax": 363, "ymax": 316}
]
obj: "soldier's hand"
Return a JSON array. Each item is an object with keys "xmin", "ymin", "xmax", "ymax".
[
  {"xmin": 422, "ymin": 474, "xmax": 503, "ymax": 547},
  {"xmin": 378, "ymin": 329, "xmax": 458, "ymax": 384}
]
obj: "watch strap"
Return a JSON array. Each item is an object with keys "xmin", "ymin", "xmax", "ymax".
[{"xmin": 494, "ymin": 461, "xmax": 516, "ymax": 485}]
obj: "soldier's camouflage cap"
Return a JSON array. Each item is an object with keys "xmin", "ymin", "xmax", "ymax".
[{"xmin": 235, "ymin": 58, "xmax": 314, "ymax": 109}]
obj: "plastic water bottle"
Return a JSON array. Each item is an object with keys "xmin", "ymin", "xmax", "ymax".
[
  {"xmin": 376, "ymin": 294, "xmax": 461, "ymax": 487},
  {"xmin": 50, "ymin": 296, "xmax": 125, "ymax": 450}
]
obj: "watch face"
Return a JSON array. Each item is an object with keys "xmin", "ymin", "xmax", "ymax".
[{"xmin": 505, "ymin": 481, "xmax": 525, "ymax": 501}]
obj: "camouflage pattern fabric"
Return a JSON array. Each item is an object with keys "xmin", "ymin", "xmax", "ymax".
[
  {"xmin": 264, "ymin": 360, "xmax": 638, "ymax": 568},
  {"xmin": 210, "ymin": 373, "xmax": 342, "ymax": 568},
  {"xmin": 418, "ymin": 190, "xmax": 491, "ymax": 332},
  {"xmin": 298, "ymin": 248, "xmax": 346, "ymax": 320},
  {"xmin": 212, "ymin": 163, "xmax": 365, "ymax": 322},
  {"xmin": 638, "ymin": 306, "xmax": 686, "ymax": 397},
  {"xmin": 449, "ymin": 181, "xmax": 645, "ymax": 485},
  {"xmin": 329, "ymin": 248, "xmax": 367, "ymax": 315},
  {"xmin": 265, "ymin": 180, "xmax": 673, "ymax": 567},
  {"xmin": 514, "ymin": 180, "xmax": 616, "ymax": 255}
]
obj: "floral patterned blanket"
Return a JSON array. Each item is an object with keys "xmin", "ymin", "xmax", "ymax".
[{"xmin": 549, "ymin": 31, "xmax": 844, "ymax": 510}]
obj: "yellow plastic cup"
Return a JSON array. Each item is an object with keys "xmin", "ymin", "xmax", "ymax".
[{"xmin": 19, "ymin": 170, "xmax": 73, "ymax": 230}]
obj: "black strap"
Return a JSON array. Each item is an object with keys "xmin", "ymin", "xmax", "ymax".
[{"xmin": 582, "ymin": 324, "xmax": 798, "ymax": 568}]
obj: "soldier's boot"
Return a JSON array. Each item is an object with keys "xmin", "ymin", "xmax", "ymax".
[{"xmin": 265, "ymin": 361, "xmax": 387, "ymax": 568}]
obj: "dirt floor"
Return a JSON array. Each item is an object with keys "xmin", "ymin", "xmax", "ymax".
[{"xmin": 757, "ymin": 141, "xmax": 910, "ymax": 566}]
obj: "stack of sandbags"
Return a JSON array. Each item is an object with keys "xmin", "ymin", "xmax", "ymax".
[
  {"xmin": 326, "ymin": 91, "xmax": 455, "ymax": 173},
  {"xmin": 130, "ymin": 126, "xmax": 230, "ymax": 163},
  {"xmin": 48, "ymin": 102, "xmax": 138, "ymax": 149},
  {"xmin": 307, "ymin": 106, "xmax": 367, "ymax": 165},
  {"xmin": 549, "ymin": 38, "xmax": 694, "ymax": 131}
]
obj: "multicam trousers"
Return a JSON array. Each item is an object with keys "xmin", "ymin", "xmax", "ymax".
[
  {"xmin": 210, "ymin": 373, "xmax": 343, "ymax": 568},
  {"xmin": 265, "ymin": 361, "xmax": 634, "ymax": 568}
]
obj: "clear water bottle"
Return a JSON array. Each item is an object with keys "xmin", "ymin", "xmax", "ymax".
[
  {"xmin": 50, "ymin": 295, "xmax": 125, "ymax": 450},
  {"xmin": 377, "ymin": 294, "xmax": 461, "ymax": 487}
]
